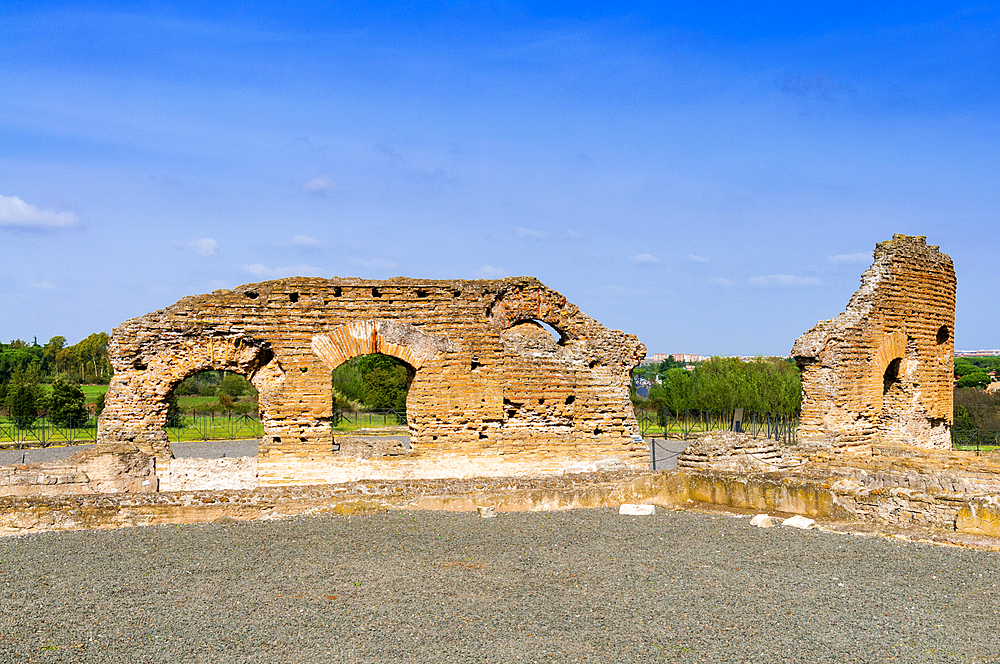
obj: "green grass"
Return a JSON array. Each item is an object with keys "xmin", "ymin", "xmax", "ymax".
[
  {"xmin": 176, "ymin": 396, "xmax": 222, "ymax": 409},
  {"xmin": 35, "ymin": 384, "xmax": 108, "ymax": 403},
  {"xmin": 80, "ymin": 385, "xmax": 107, "ymax": 402},
  {"xmin": 952, "ymin": 444, "xmax": 1000, "ymax": 453},
  {"xmin": 333, "ymin": 412, "xmax": 407, "ymax": 431}
]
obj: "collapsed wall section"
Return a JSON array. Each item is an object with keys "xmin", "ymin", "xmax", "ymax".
[
  {"xmin": 97, "ymin": 277, "xmax": 647, "ymax": 486},
  {"xmin": 791, "ymin": 235, "xmax": 956, "ymax": 450}
]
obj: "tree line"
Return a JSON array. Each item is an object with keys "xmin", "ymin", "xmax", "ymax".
[
  {"xmin": 634, "ymin": 356, "xmax": 803, "ymax": 416},
  {"xmin": 0, "ymin": 334, "xmax": 111, "ymax": 385},
  {"xmin": 954, "ymin": 356, "xmax": 998, "ymax": 389},
  {"xmin": 0, "ymin": 334, "xmax": 111, "ymax": 428}
]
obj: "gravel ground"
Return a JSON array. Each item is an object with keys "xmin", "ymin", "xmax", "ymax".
[
  {"xmin": 0, "ymin": 508, "xmax": 998, "ymax": 663},
  {"xmin": 0, "ymin": 440, "xmax": 261, "ymax": 465}
]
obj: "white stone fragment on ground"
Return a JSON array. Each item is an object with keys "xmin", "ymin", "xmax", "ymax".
[
  {"xmin": 477, "ymin": 506, "xmax": 496, "ymax": 518},
  {"xmin": 750, "ymin": 514, "xmax": 779, "ymax": 528},
  {"xmin": 781, "ymin": 515, "xmax": 816, "ymax": 529},
  {"xmin": 619, "ymin": 504, "xmax": 656, "ymax": 516}
]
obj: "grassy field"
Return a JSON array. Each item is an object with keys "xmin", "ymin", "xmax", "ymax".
[
  {"xmin": 36, "ymin": 386, "xmax": 242, "ymax": 411},
  {"xmin": 176, "ymin": 395, "xmax": 224, "ymax": 409},
  {"xmin": 35, "ymin": 384, "xmax": 108, "ymax": 403}
]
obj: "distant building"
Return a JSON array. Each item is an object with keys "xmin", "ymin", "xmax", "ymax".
[{"xmin": 956, "ymin": 350, "xmax": 1000, "ymax": 357}]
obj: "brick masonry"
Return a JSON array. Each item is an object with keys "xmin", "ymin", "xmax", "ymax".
[
  {"xmin": 792, "ymin": 235, "xmax": 956, "ymax": 450},
  {"xmin": 97, "ymin": 277, "xmax": 648, "ymax": 485}
]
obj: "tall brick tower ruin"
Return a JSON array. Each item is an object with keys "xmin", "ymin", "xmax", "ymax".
[{"xmin": 792, "ymin": 235, "xmax": 956, "ymax": 450}]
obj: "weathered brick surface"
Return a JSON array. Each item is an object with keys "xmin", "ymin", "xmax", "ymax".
[
  {"xmin": 792, "ymin": 235, "xmax": 955, "ymax": 450},
  {"xmin": 98, "ymin": 277, "xmax": 647, "ymax": 485}
]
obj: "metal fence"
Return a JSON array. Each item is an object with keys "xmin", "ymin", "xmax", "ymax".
[
  {"xmin": 635, "ymin": 408, "xmax": 798, "ymax": 445},
  {"xmin": 164, "ymin": 411, "xmax": 264, "ymax": 442},
  {"xmin": 951, "ymin": 429, "xmax": 1000, "ymax": 455},
  {"xmin": 0, "ymin": 416, "xmax": 98, "ymax": 448},
  {"xmin": 333, "ymin": 409, "xmax": 407, "ymax": 429}
]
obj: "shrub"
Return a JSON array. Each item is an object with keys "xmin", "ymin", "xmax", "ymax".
[
  {"xmin": 5, "ymin": 363, "xmax": 43, "ymax": 428},
  {"xmin": 47, "ymin": 377, "xmax": 89, "ymax": 427},
  {"xmin": 217, "ymin": 373, "xmax": 252, "ymax": 398}
]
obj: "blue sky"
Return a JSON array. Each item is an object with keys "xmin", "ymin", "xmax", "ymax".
[{"xmin": 1, "ymin": 2, "xmax": 997, "ymax": 355}]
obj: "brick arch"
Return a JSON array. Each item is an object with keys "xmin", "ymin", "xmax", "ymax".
[
  {"xmin": 98, "ymin": 334, "xmax": 282, "ymax": 459},
  {"xmin": 870, "ymin": 330, "xmax": 911, "ymax": 413},
  {"xmin": 487, "ymin": 286, "xmax": 578, "ymax": 340},
  {"xmin": 873, "ymin": 330, "xmax": 909, "ymax": 376},
  {"xmin": 310, "ymin": 319, "xmax": 454, "ymax": 371}
]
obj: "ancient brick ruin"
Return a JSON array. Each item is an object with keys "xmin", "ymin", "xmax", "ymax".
[
  {"xmin": 96, "ymin": 277, "xmax": 647, "ymax": 485},
  {"xmin": 792, "ymin": 235, "xmax": 956, "ymax": 449}
]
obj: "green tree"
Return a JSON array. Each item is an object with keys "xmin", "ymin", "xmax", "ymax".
[
  {"xmin": 42, "ymin": 336, "xmax": 66, "ymax": 374},
  {"xmin": 332, "ymin": 354, "xmax": 412, "ymax": 411},
  {"xmin": 217, "ymin": 372, "xmax": 252, "ymax": 397},
  {"xmin": 648, "ymin": 368, "xmax": 693, "ymax": 415},
  {"xmin": 47, "ymin": 377, "xmax": 89, "ymax": 427},
  {"xmin": 5, "ymin": 363, "xmax": 43, "ymax": 428},
  {"xmin": 361, "ymin": 366, "xmax": 409, "ymax": 411},
  {"xmin": 332, "ymin": 361, "xmax": 365, "ymax": 404},
  {"xmin": 957, "ymin": 371, "xmax": 991, "ymax": 389}
]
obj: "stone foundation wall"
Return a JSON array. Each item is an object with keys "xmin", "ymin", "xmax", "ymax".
[
  {"xmin": 3, "ymin": 468, "xmax": 998, "ymax": 541},
  {"xmin": 159, "ymin": 457, "xmax": 259, "ymax": 492},
  {"xmin": 0, "ymin": 447, "xmax": 157, "ymax": 496},
  {"xmin": 792, "ymin": 235, "xmax": 955, "ymax": 450}
]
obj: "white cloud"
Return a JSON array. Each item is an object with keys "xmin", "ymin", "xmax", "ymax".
[
  {"xmin": 514, "ymin": 227, "xmax": 544, "ymax": 239},
  {"xmin": 631, "ymin": 253, "xmax": 659, "ymax": 264},
  {"xmin": 710, "ymin": 277, "xmax": 736, "ymax": 287},
  {"xmin": 175, "ymin": 238, "xmax": 219, "ymax": 257},
  {"xmin": 0, "ymin": 194, "xmax": 80, "ymax": 229},
  {"xmin": 29, "ymin": 280, "xmax": 57, "ymax": 290},
  {"xmin": 749, "ymin": 274, "xmax": 821, "ymax": 287},
  {"xmin": 829, "ymin": 252, "xmax": 870, "ymax": 264},
  {"xmin": 686, "ymin": 254, "xmax": 709, "ymax": 263},
  {"xmin": 291, "ymin": 234, "xmax": 321, "ymax": 248},
  {"xmin": 565, "ymin": 229, "xmax": 583, "ymax": 240},
  {"xmin": 304, "ymin": 174, "xmax": 336, "ymax": 193},
  {"xmin": 350, "ymin": 257, "xmax": 398, "ymax": 270},
  {"xmin": 477, "ymin": 265, "xmax": 507, "ymax": 278},
  {"xmin": 244, "ymin": 263, "xmax": 327, "ymax": 279}
]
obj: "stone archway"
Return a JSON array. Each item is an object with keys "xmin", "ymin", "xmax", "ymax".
[
  {"xmin": 98, "ymin": 334, "xmax": 282, "ymax": 459},
  {"xmin": 872, "ymin": 330, "xmax": 909, "ymax": 410},
  {"xmin": 311, "ymin": 319, "xmax": 455, "ymax": 435}
]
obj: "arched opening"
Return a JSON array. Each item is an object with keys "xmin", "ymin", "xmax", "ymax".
[
  {"xmin": 883, "ymin": 358, "xmax": 902, "ymax": 395},
  {"xmin": 509, "ymin": 318, "xmax": 566, "ymax": 345},
  {"xmin": 163, "ymin": 370, "xmax": 263, "ymax": 451},
  {"xmin": 936, "ymin": 325, "xmax": 950, "ymax": 345},
  {"xmin": 331, "ymin": 353, "xmax": 414, "ymax": 432}
]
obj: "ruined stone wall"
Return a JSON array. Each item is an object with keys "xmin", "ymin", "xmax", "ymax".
[
  {"xmin": 791, "ymin": 235, "xmax": 956, "ymax": 449},
  {"xmin": 99, "ymin": 277, "xmax": 646, "ymax": 485}
]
